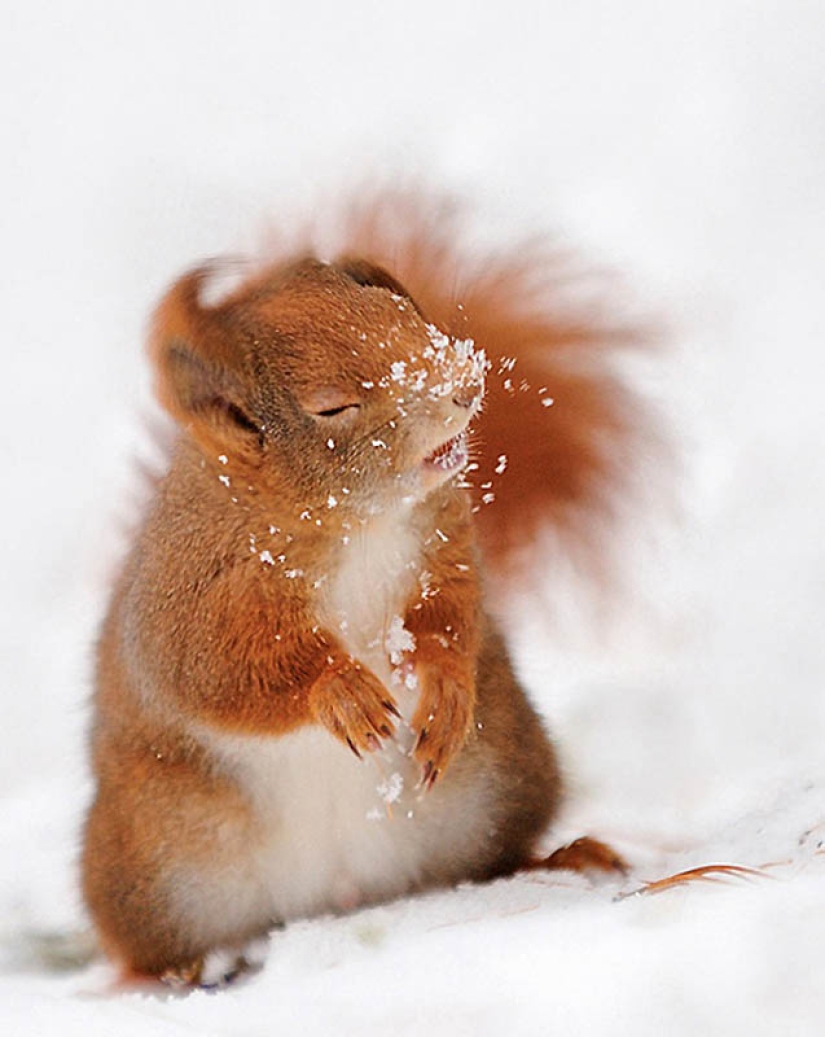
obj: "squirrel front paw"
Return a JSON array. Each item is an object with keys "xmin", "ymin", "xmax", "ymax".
[
  {"xmin": 411, "ymin": 647, "xmax": 475, "ymax": 790},
  {"xmin": 309, "ymin": 659, "xmax": 400, "ymax": 758}
]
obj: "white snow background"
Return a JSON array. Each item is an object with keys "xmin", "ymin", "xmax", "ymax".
[{"xmin": 1, "ymin": 1, "xmax": 824, "ymax": 1034}]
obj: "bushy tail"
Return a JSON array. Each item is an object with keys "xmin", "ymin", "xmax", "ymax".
[{"xmin": 313, "ymin": 191, "xmax": 663, "ymax": 597}]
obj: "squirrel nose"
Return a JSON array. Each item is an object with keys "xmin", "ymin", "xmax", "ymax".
[{"xmin": 452, "ymin": 382, "xmax": 483, "ymax": 409}]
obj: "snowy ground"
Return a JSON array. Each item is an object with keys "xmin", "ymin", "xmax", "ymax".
[{"xmin": 2, "ymin": 2, "xmax": 824, "ymax": 1034}]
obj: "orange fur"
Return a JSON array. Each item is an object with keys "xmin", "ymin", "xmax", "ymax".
[
  {"xmin": 82, "ymin": 193, "xmax": 655, "ymax": 984},
  {"xmin": 324, "ymin": 190, "xmax": 658, "ymax": 590}
]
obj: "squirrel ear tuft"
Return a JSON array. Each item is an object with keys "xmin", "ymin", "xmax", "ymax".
[
  {"xmin": 148, "ymin": 265, "xmax": 263, "ymax": 452},
  {"xmin": 336, "ymin": 258, "xmax": 425, "ymax": 316}
]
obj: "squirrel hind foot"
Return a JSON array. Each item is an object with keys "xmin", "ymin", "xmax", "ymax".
[
  {"xmin": 158, "ymin": 936, "xmax": 271, "ymax": 990},
  {"xmin": 525, "ymin": 836, "xmax": 629, "ymax": 878}
]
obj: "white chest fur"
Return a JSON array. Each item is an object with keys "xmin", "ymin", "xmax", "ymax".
[
  {"xmin": 194, "ymin": 712, "xmax": 493, "ymax": 930},
  {"xmin": 181, "ymin": 511, "xmax": 491, "ymax": 932},
  {"xmin": 316, "ymin": 510, "xmax": 423, "ymax": 688},
  {"xmin": 201, "ymin": 725, "xmax": 432, "ymax": 923}
]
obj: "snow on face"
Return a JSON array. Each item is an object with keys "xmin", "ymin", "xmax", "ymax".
[{"xmin": 366, "ymin": 324, "xmax": 487, "ymax": 407}]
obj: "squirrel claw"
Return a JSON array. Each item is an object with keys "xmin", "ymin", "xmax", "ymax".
[
  {"xmin": 420, "ymin": 759, "xmax": 439, "ymax": 790},
  {"xmin": 310, "ymin": 660, "xmax": 398, "ymax": 757},
  {"xmin": 410, "ymin": 662, "xmax": 474, "ymax": 788}
]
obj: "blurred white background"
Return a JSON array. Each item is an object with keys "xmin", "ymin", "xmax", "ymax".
[{"xmin": 1, "ymin": 2, "xmax": 824, "ymax": 1033}]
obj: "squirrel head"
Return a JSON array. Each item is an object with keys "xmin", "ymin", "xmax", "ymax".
[{"xmin": 149, "ymin": 257, "xmax": 487, "ymax": 518}]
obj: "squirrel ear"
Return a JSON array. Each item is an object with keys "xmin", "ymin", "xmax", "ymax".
[
  {"xmin": 148, "ymin": 266, "xmax": 263, "ymax": 453},
  {"xmin": 336, "ymin": 258, "xmax": 425, "ymax": 315}
]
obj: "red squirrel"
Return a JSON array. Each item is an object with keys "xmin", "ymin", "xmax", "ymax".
[{"xmin": 81, "ymin": 195, "xmax": 649, "ymax": 986}]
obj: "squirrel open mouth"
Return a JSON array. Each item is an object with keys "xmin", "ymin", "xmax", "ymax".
[{"xmin": 423, "ymin": 431, "xmax": 468, "ymax": 472}]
